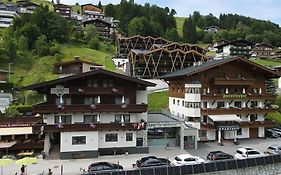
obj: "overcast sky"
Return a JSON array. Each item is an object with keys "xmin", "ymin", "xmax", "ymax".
[{"xmin": 59, "ymin": 0, "xmax": 281, "ymax": 25}]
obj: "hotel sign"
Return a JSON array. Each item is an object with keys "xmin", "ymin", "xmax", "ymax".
[
  {"xmin": 217, "ymin": 125, "xmax": 240, "ymax": 131},
  {"xmin": 223, "ymin": 94, "xmax": 247, "ymax": 98},
  {"xmin": 50, "ymin": 85, "xmax": 69, "ymax": 95},
  {"xmin": 0, "ymin": 123, "xmax": 32, "ymax": 128}
]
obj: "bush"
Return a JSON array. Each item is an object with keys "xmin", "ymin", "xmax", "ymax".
[
  {"xmin": 49, "ymin": 42, "xmax": 61, "ymax": 56},
  {"xmin": 88, "ymin": 37, "xmax": 100, "ymax": 50}
]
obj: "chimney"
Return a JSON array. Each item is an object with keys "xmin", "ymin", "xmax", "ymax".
[{"xmin": 74, "ymin": 56, "xmax": 80, "ymax": 60}]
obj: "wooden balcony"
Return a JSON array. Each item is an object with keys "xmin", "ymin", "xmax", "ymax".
[
  {"xmin": 240, "ymin": 120, "xmax": 277, "ymax": 128},
  {"xmin": 10, "ymin": 141, "xmax": 44, "ymax": 150},
  {"xmin": 33, "ymin": 104, "xmax": 147, "ymax": 113},
  {"xmin": 69, "ymin": 87, "xmax": 125, "ymax": 95},
  {"xmin": 202, "ymin": 93, "xmax": 276, "ymax": 100},
  {"xmin": 32, "ymin": 122, "xmax": 146, "ymax": 133},
  {"xmin": 201, "ymin": 107, "xmax": 276, "ymax": 115},
  {"xmin": 214, "ymin": 77, "xmax": 254, "ymax": 85}
]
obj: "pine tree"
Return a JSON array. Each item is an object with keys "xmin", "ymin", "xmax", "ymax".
[
  {"xmin": 182, "ymin": 17, "xmax": 197, "ymax": 43},
  {"xmin": 98, "ymin": 1, "xmax": 102, "ymax": 10}
]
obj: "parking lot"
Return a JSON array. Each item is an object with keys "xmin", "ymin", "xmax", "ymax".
[{"xmin": 3, "ymin": 138, "xmax": 280, "ymax": 175}]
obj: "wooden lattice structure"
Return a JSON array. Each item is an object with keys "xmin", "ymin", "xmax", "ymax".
[
  {"xmin": 150, "ymin": 43, "xmax": 208, "ymax": 55},
  {"xmin": 116, "ymin": 35, "xmax": 171, "ymax": 56},
  {"xmin": 129, "ymin": 48, "xmax": 209, "ymax": 78}
]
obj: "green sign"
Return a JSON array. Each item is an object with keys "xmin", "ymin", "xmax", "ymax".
[{"xmin": 223, "ymin": 94, "xmax": 247, "ymax": 98}]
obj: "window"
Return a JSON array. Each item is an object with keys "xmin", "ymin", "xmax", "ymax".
[
  {"xmin": 250, "ymin": 101, "xmax": 258, "ymax": 108},
  {"xmin": 103, "ymin": 80, "xmax": 114, "ymax": 87},
  {"xmin": 84, "ymin": 97, "xmax": 93, "ymax": 105},
  {"xmin": 218, "ymin": 88, "xmax": 225, "ymax": 94},
  {"xmin": 123, "ymin": 114, "xmax": 130, "ymax": 123},
  {"xmin": 217, "ymin": 101, "xmax": 225, "ymax": 108},
  {"xmin": 65, "ymin": 97, "xmax": 71, "ymax": 105},
  {"xmin": 87, "ymin": 80, "xmax": 98, "ymax": 87},
  {"xmin": 72, "ymin": 136, "xmax": 86, "ymax": 145},
  {"xmin": 202, "ymin": 116, "xmax": 207, "ymax": 123},
  {"xmin": 199, "ymin": 130, "xmax": 207, "ymax": 137},
  {"xmin": 182, "ymin": 101, "xmax": 185, "ymax": 106},
  {"xmin": 54, "ymin": 115, "xmax": 72, "ymax": 124},
  {"xmin": 234, "ymin": 101, "xmax": 242, "ymax": 108},
  {"xmin": 177, "ymin": 100, "xmax": 180, "ymax": 105},
  {"xmin": 115, "ymin": 97, "xmax": 123, "ymax": 104},
  {"xmin": 173, "ymin": 99, "xmax": 175, "ymax": 105},
  {"xmin": 115, "ymin": 114, "xmax": 122, "ymax": 123},
  {"xmin": 126, "ymin": 133, "xmax": 133, "ymax": 141},
  {"xmin": 237, "ymin": 128, "xmax": 242, "ymax": 136},
  {"xmin": 84, "ymin": 115, "xmax": 98, "ymax": 124},
  {"xmin": 105, "ymin": 133, "xmax": 118, "ymax": 142}
]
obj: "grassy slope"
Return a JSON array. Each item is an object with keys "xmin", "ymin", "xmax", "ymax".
[
  {"xmin": 266, "ymin": 112, "xmax": 281, "ymax": 124},
  {"xmin": 148, "ymin": 91, "xmax": 168, "ymax": 111},
  {"xmin": 252, "ymin": 59, "xmax": 281, "ymax": 68},
  {"xmin": 175, "ymin": 17, "xmax": 185, "ymax": 37}
]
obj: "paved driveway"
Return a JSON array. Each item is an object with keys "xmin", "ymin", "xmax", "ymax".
[{"xmin": 3, "ymin": 138, "xmax": 280, "ymax": 175}]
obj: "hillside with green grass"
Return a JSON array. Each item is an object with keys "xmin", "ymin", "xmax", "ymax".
[
  {"xmin": 148, "ymin": 91, "xmax": 168, "ymax": 111},
  {"xmin": 175, "ymin": 17, "xmax": 185, "ymax": 37}
]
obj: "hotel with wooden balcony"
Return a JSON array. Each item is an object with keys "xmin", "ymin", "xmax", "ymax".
[
  {"xmin": 22, "ymin": 68, "xmax": 155, "ymax": 159},
  {"xmin": 161, "ymin": 56, "xmax": 280, "ymax": 145}
]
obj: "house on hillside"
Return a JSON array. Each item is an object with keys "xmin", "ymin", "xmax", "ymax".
[
  {"xmin": 161, "ymin": 56, "xmax": 279, "ymax": 145},
  {"xmin": 204, "ymin": 26, "xmax": 219, "ymax": 33},
  {"xmin": 53, "ymin": 3, "xmax": 72, "ymax": 19},
  {"xmin": 0, "ymin": 10, "xmax": 19, "ymax": 28},
  {"xmin": 0, "ymin": 69, "xmax": 13, "ymax": 113},
  {"xmin": 16, "ymin": 0, "xmax": 38, "ymax": 14},
  {"xmin": 23, "ymin": 68, "xmax": 155, "ymax": 159},
  {"xmin": 81, "ymin": 3, "xmax": 103, "ymax": 18},
  {"xmin": 251, "ymin": 43, "xmax": 274, "ymax": 57},
  {"xmin": 214, "ymin": 39, "xmax": 252, "ymax": 58},
  {"xmin": 53, "ymin": 56, "xmax": 104, "ymax": 77},
  {"xmin": 82, "ymin": 18, "xmax": 113, "ymax": 39}
]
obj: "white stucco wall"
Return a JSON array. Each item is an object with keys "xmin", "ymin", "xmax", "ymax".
[
  {"xmin": 136, "ymin": 90, "xmax": 147, "ymax": 104},
  {"xmin": 60, "ymin": 131, "xmax": 99, "ymax": 152},
  {"xmin": 98, "ymin": 131, "xmax": 136, "ymax": 148},
  {"xmin": 258, "ymin": 127, "xmax": 265, "ymax": 137}
]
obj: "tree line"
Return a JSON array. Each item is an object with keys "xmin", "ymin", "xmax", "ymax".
[
  {"xmin": 183, "ymin": 12, "xmax": 281, "ymax": 45},
  {"xmin": 104, "ymin": 0, "xmax": 178, "ymax": 41}
]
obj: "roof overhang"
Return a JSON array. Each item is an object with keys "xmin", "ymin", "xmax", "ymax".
[
  {"xmin": 209, "ymin": 115, "xmax": 242, "ymax": 122},
  {"xmin": 0, "ymin": 141, "xmax": 17, "ymax": 149}
]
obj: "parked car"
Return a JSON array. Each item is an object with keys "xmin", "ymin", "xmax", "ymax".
[
  {"xmin": 265, "ymin": 145, "xmax": 281, "ymax": 154},
  {"xmin": 87, "ymin": 162, "xmax": 123, "ymax": 173},
  {"xmin": 272, "ymin": 128, "xmax": 281, "ymax": 137},
  {"xmin": 135, "ymin": 156, "xmax": 170, "ymax": 168},
  {"xmin": 234, "ymin": 148, "xmax": 263, "ymax": 159},
  {"xmin": 172, "ymin": 154, "xmax": 205, "ymax": 166},
  {"xmin": 207, "ymin": 151, "xmax": 234, "ymax": 161},
  {"xmin": 265, "ymin": 129, "xmax": 278, "ymax": 138}
]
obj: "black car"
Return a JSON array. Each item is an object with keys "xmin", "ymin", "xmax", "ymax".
[
  {"xmin": 207, "ymin": 151, "xmax": 234, "ymax": 161},
  {"xmin": 135, "ymin": 156, "xmax": 170, "ymax": 168},
  {"xmin": 87, "ymin": 162, "xmax": 123, "ymax": 173},
  {"xmin": 265, "ymin": 129, "xmax": 278, "ymax": 138}
]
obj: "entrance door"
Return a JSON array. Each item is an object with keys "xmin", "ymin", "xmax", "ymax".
[{"xmin": 249, "ymin": 128, "xmax": 258, "ymax": 139}]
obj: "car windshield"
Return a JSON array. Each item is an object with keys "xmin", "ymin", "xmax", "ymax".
[
  {"xmin": 174, "ymin": 157, "xmax": 182, "ymax": 161},
  {"xmin": 184, "ymin": 158, "xmax": 196, "ymax": 162},
  {"xmin": 247, "ymin": 151, "xmax": 260, "ymax": 155},
  {"xmin": 236, "ymin": 150, "xmax": 243, "ymax": 154}
]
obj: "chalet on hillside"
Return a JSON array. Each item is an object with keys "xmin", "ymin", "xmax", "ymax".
[
  {"xmin": 82, "ymin": 18, "xmax": 113, "ymax": 39},
  {"xmin": 22, "ymin": 68, "xmax": 155, "ymax": 159},
  {"xmin": 215, "ymin": 39, "xmax": 252, "ymax": 57},
  {"xmin": 53, "ymin": 57, "xmax": 104, "ymax": 77},
  {"xmin": 81, "ymin": 4, "xmax": 103, "ymax": 18},
  {"xmin": 161, "ymin": 56, "xmax": 279, "ymax": 144},
  {"xmin": 0, "ymin": 69, "xmax": 13, "ymax": 113},
  {"xmin": 0, "ymin": 10, "xmax": 19, "ymax": 28},
  {"xmin": 53, "ymin": 4, "xmax": 72, "ymax": 19},
  {"xmin": 16, "ymin": 0, "xmax": 38, "ymax": 14},
  {"xmin": 251, "ymin": 43, "xmax": 274, "ymax": 57}
]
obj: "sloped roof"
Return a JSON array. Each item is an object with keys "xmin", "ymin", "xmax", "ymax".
[
  {"xmin": 22, "ymin": 68, "xmax": 156, "ymax": 90},
  {"xmin": 214, "ymin": 39, "xmax": 252, "ymax": 48},
  {"xmin": 54, "ymin": 59, "xmax": 103, "ymax": 67},
  {"xmin": 160, "ymin": 56, "xmax": 280, "ymax": 79}
]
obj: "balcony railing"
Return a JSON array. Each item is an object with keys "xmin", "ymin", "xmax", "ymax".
[
  {"xmin": 202, "ymin": 93, "xmax": 276, "ymax": 100},
  {"xmin": 201, "ymin": 107, "xmax": 276, "ymax": 115},
  {"xmin": 214, "ymin": 78, "xmax": 254, "ymax": 85},
  {"xmin": 33, "ymin": 104, "xmax": 147, "ymax": 113},
  {"xmin": 32, "ymin": 122, "xmax": 146, "ymax": 133},
  {"xmin": 69, "ymin": 87, "xmax": 125, "ymax": 95},
  {"xmin": 10, "ymin": 141, "xmax": 44, "ymax": 150}
]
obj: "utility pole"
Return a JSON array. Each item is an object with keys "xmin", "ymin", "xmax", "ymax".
[{"xmin": 8, "ymin": 62, "xmax": 13, "ymax": 82}]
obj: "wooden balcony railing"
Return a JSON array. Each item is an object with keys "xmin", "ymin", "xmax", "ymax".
[
  {"xmin": 69, "ymin": 87, "xmax": 125, "ymax": 95},
  {"xmin": 201, "ymin": 107, "xmax": 276, "ymax": 115},
  {"xmin": 202, "ymin": 93, "xmax": 276, "ymax": 100},
  {"xmin": 10, "ymin": 141, "xmax": 44, "ymax": 150},
  {"xmin": 32, "ymin": 122, "xmax": 146, "ymax": 133},
  {"xmin": 33, "ymin": 104, "xmax": 147, "ymax": 113},
  {"xmin": 214, "ymin": 77, "xmax": 255, "ymax": 85}
]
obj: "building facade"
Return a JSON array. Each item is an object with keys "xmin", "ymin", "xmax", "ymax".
[
  {"xmin": 162, "ymin": 57, "xmax": 279, "ymax": 144},
  {"xmin": 53, "ymin": 4, "xmax": 72, "ymax": 19},
  {"xmin": 82, "ymin": 18, "xmax": 113, "ymax": 39},
  {"xmin": 16, "ymin": 0, "xmax": 38, "ymax": 14},
  {"xmin": 0, "ymin": 69, "xmax": 13, "ymax": 113},
  {"xmin": 215, "ymin": 40, "xmax": 252, "ymax": 58},
  {"xmin": 0, "ymin": 10, "xmax": 19, "ymax": 28},
  {"xmin": 23, "ymin": 69, "xmax": 155, "ymax": 159},
  {"xmin": 251, "ymin": 43, "xmax": 274, "ymax": 57}
]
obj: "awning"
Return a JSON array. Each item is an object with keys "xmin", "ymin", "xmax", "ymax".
[
  {"xmin": 0, "ymin": 141, "xmax": 17, "ymax": 149},
  {"xmin": 0, "ymin": 127, "xmax": 33, "ymax": 136},
  {"xmin": 209, "ymin": 115, "xmax": 242, "ymax": 122}
]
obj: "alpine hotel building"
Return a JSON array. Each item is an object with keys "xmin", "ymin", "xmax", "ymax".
[
  {"xmin": 162, "ymin": 57, "xmax": 280, "ymax": 144},
  {"xmin": 23, "ymin": 69, "xmax": 155, "ymax": 159}
]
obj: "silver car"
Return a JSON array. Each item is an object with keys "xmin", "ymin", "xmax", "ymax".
[{"xmin": 266, "ymin": 145, "xmax": 281, "ymax": 154}]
